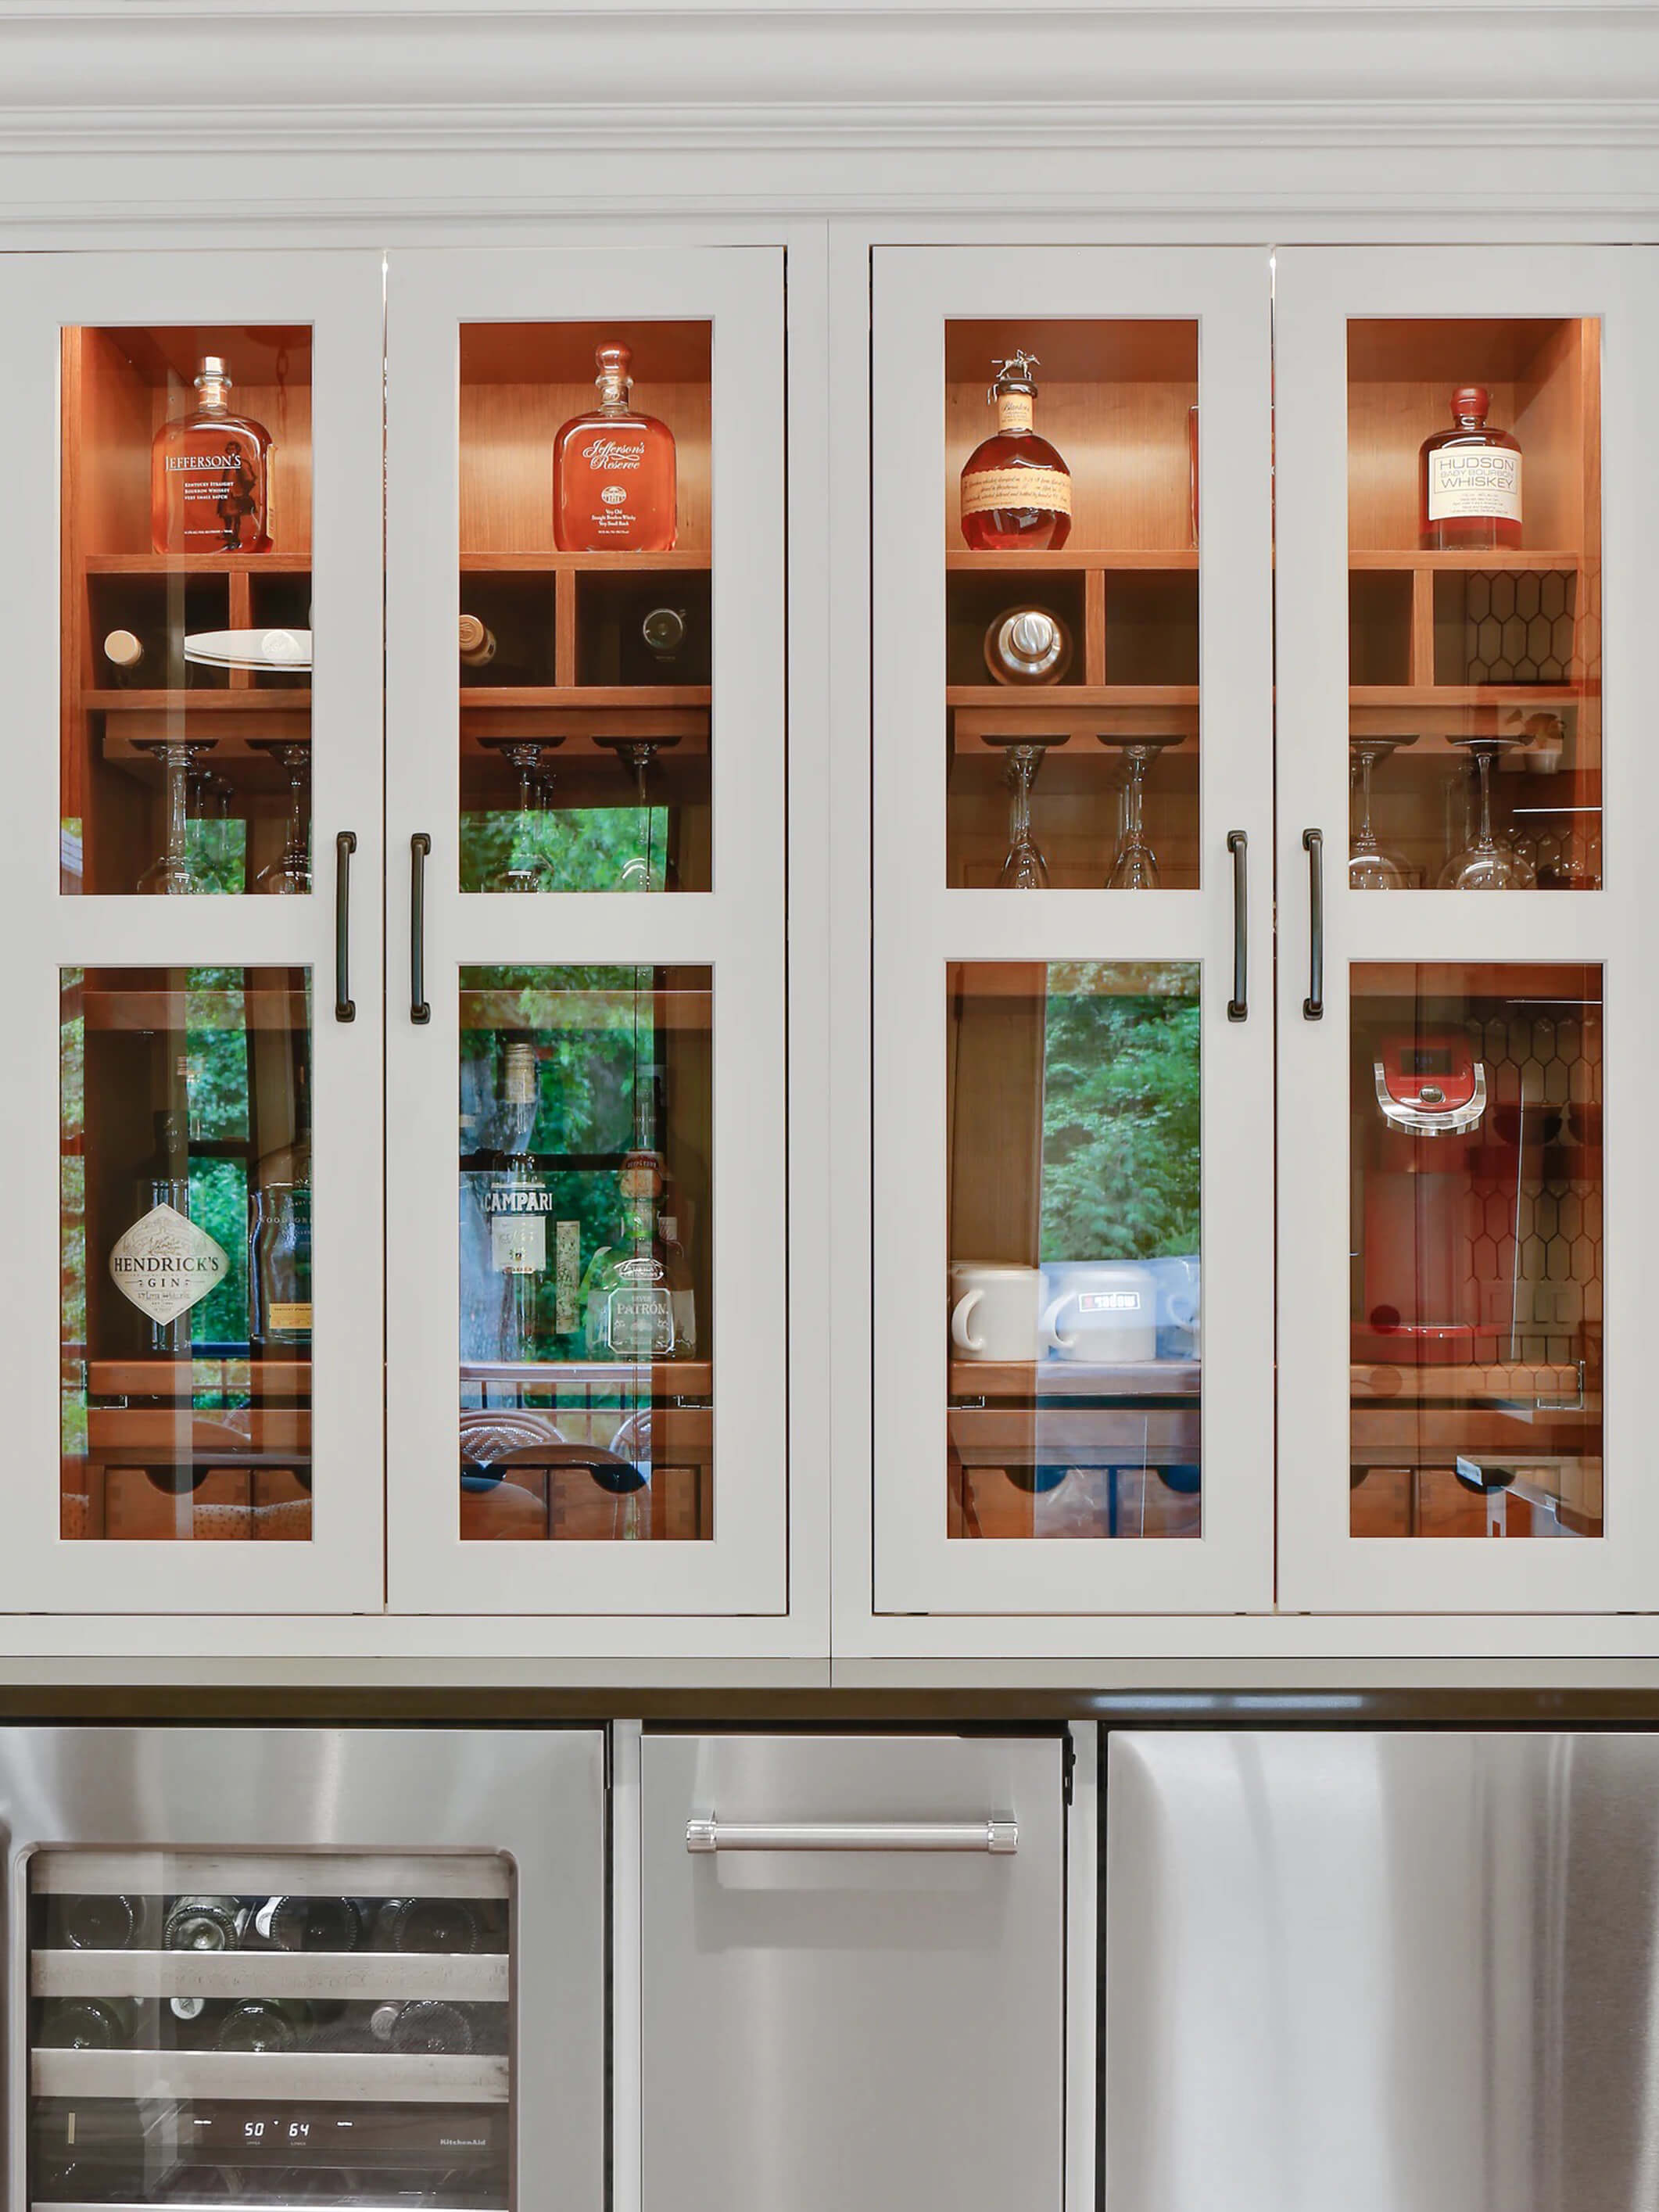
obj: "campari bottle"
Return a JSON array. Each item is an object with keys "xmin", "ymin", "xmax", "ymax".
[
  {"xmin": 1419, "ymin": 384, "xmax": 1522, "ymax": 550},
  {"xmin": 959, "ymin": 351, "xmax": 1073, "ymax": 551},
  {"xmin": 553, "ymin": 344, "xmax": 677, "ymax": 553}
]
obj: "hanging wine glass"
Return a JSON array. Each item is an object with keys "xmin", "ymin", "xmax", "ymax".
[
  {"xmin": 134, "ymin": 739, "xmax": 217, "ymax": 895},
  {"xmin": 1438, "ymin": 735, "xmax": 1536, "ymax": 891},
  {"xmin": 599, "ymin": 734, "xmax": 680, "ymax": 892},
  {"xmin": 1099, "ymin": 736, "xmax": 1174, "ymax": 889},
  {"xmin": 989, "ymin": 740, "xmax": 1054, "ymax": 888},
  {"xmin": 481, "ymin": 738, "xmax": 561, "ymax": 894},
  {"xmin": 249, "ymin": 740, "xmax": 312, "ymax": 895},
  {"xmin": 1348, "ymin": 735, "xmax": 1415, "ymax": 890}
]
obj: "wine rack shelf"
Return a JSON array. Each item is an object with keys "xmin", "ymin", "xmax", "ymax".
[
  {"xmin": 945, "ymin": 547, "xmax": 1199, "ymax": 572},
  {"xmin": 81, "ymin": 554, "xmax": 314, "ymax": 576},
  {"xmin": 30, "ymin": 1852, "xmax": 509, "ymax": 1896},
  {"xmin": 32, "ymin": 1950, "xmax": 508, "ymax": 2003},
  {"xmin": 30, "ymin": 2049, "xmax": 511, "ymax": 2105},
  {"xmin": 460, "ymin": 549, "xmax": 709, "ymax": 573}
]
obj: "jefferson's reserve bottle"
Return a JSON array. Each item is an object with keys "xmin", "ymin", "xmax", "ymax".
[
  {"xmin": 151, "ymin": 357, "xmax": 274, "ymax": 555},
  {"xmin": 553, "ymin": 344, "xmax": 677, "ymax": 553}
]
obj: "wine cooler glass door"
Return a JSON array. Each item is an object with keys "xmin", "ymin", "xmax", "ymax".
[
  {"xmin": 1274, "ymin": 244, "xmax": 1658, "ymax": 1612},
  {"xmin": 384, "ymin": 246, "xmax": 787, "ymax": 1619},
  {"xmin": 5, "ymin": 1726, "xmax": 606, "ymax": 2212},
  {"xmin": 0, "ymin": 251, "xmax": 387, "ymax": 1615},
  {"xmin": 869, "ymin": 245, "xmax": 1275, "ymax": 1622}
]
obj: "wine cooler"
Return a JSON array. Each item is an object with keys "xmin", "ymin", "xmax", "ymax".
[{"xmin": 0, "ymin": 1730, "xmax": 606, "ymax": 2212}]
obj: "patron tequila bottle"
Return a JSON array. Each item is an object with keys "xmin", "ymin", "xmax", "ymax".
[
  {"xmin": 582, "ymin": 1142, "xmax": 676, "ymax": 1359},
  {"xmin": 1419, "ymin": 385, "xmax": 1522, "ymax": 550},
  {"xmin": 553, "ymin": 344, "xmax": 677, "ymax": 553},
  {"xmin": 150, "ymin": 357, "xmax": 274, "ymax": 555},
  {"xmin": 960, "ymin": 352, "xmax": 1073, "ymax": 551}
]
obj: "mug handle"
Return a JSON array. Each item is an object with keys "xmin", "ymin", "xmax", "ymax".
[
  {"xmin": 1041, "ymin": 1294, "xmax": 1073, "ymax": 1353},
  {"xmin": 950, "ymin": 1289, "xmax": 985, "ymax": 1353}
]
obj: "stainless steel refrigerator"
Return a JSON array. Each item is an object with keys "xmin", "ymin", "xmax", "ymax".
[
  {"xmin": 0, "ymin": 1727, "xmax": 606, "ymax": 2212},
  {"xmin": 1105, "ymin": 1729, "xmax": 1659, "ymax": 2212}
]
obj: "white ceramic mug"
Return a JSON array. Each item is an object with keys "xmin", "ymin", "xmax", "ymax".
[
  {"xmin": 948, "ymin": 1263, "xmax": 1041, "ymax": 1362},
  {"xmin": 1041, "ymin": 1260, "xmax": 1157, "ymax": 1363}
]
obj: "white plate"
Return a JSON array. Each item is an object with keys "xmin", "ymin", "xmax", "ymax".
[{"xmin": 183, "ymin": 626, "xmax": 312, "ymax": 671}]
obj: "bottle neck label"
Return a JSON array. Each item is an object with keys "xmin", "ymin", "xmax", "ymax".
[
  {"xmin": 996, "ymin": 391, "xmax": 1035, "ymax": 432},
  {"xmin": 1427, "ymin": 446, "xmax": 1521, "ymax": 522}
]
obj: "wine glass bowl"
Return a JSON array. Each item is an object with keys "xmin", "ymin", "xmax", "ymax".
[
  {"xmin": 1438, "ymin": 736, "xmax": 1536, "ymax": 891},
  {"xmin": 1348, "ymin": 735, "xmax": 1414, "ymax": 891}
]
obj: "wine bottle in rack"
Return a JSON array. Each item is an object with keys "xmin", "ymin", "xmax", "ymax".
[
  {"xmin": 51, "ymin": 1892, "xmax": 149, "ymax": 1949},
  {"xmin": 368, "ymin": 1999, "xmax": 478, "ymax": 2055},
  {"xmin": 163, "ymin": 1895, "xmax": 249, "ymax": 1952},
  {"xmin": 374, "ymin": 1896, "xmax": 481, "ymax": 1954},
  {"xmin": 253, "ymin": 1895, "xmax": 363, "ymax": 1952},
  {"xmin": 38, "ymin": 1995, "xmax": 142, "ymax": 2049},
  {"xmin": 983, "ymin": 608, "xmax": 1073, "ymax": 686},
  {"xmin": 458, "ymin": 614, "xmax": 498, "ymax": 669},
  {"xmin": 214, "ymin": 1996, "xmax": 316, "ymax": 2053}
]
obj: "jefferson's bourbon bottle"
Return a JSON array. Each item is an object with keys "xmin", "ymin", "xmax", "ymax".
[
  {"xmin": 553, "ymin": 344, "xmax": 677, "ymax": 553},
  {"xmin": 960, "ymin": 353, "xmax": 1072, "ymax": 551},
  {"xmin": 1419, "ymin": 385, "xmax": 1522, "ymax": 550},
  {"xmin": 150, "ymin": 357, "xmax": 274, "ymax": 555}
]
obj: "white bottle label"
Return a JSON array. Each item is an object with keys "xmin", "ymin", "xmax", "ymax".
[
  {"xmin": 486, "ymin": 1184, "xmax": 551, "ymax": 1273},
  {"xmin": 1427, "ymin": 446, "xmax": 1522, "ymax": 523},
  {"xmin": 109, "ymin": 1204, "xmax": 228, "ymax": 1325}
]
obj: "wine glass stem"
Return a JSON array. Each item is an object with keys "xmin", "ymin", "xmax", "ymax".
[
  {"xmin": 1358, "ymin": 752, "xmax": 1377, "ymax": 844},
  {"xmin": 1123, "ymin": 756, "xmax": 1147, "ymax": 848},
  {"xmin": 1476, "ymin": 750, "xmax": 1496, "ymax": 847},
  {"xmin": 1008, "ymin": 748, "xmax": 1037, "ymax": 850},
  {"xmin": 162, "ymin": 747, "xmax": 190, "ymax": 870},
  {"xmin": 286, "ymin": 761, "xmax": 306, "ymax": 865}
]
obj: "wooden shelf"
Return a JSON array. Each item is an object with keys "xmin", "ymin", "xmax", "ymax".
[
  {"xmin": 1349, "ymin": 547, "xmax": 1586, "ymax": 572},
  {"xmin": 951, "ymin": 684, "xmax": 1198, "ymax": 748},
  {"xmin": 1350, "ymin": 1361, "xmax": 1582, "ymax": 1405},
  {"xmin": 950, "ymin": 1357, "xmax": 1200, "ymax": 1400},
  {"xmin": 460, "ymin": 550, "xmax": 710, "ymax": 574},
  {"xmin": 82, "ymin": 553, "xmax": 312, "ymax": 575},
  {"xmin": 88, "ymin": 1361, "xmax": 310, "ymax": 1398},
  {"xmin": 86, "ymin": 1408, "xmax": 310, "ymax": 1455},
  {"xmin": 462, "ymin": 1358, "xmax": 712, "ymax": 1396},
  {"xmin": 460, "ymin": 684, "xmax": 708, "ymax": 710},
  {"xmin": 946, "ymin": 547, "xmax": 1198, "ymax": 572}
]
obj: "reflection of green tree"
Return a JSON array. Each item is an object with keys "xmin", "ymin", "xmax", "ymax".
[
  {"xmin": 183, "ymin": 968, "xmax": 254, "ymax": 1346},
  {"xmin": 461, "ymin": 806, "xmax": 670, "ymax": 893},
  {"xmin": 1040, "ymin": 963, "xmax": 1201, "ymax": 1263}
]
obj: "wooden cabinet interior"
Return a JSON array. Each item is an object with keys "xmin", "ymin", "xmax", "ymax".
[
  {"xmin": 61, "ymin": 327, "xmax": 314, "ymax": 897},
  {"xmin": 943, "ymin": 321, "xmax": 1200, "ymax": 890}
]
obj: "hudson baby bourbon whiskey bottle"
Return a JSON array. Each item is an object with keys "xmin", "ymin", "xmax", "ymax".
[
  {"xmin": 1419, "ymin": 384, "xmax": 1522, "ymax": 550},
  {"xmin": 150, "ymin": 357, "xmax": 274, "ymax": 554},
  {"xmin": 959, "ymin": 351, "xmax": 1073, "ymax": 551},
  {"xmin": 553, "ymin": 343, "xmax": 678, "ymax": 553}
]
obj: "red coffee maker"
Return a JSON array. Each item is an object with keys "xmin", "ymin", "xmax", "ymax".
[{"xmin": 1356, "ymin": 1028, "xmax": 1489, "ymax": 1364}]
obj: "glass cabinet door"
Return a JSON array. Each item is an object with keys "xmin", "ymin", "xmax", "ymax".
[
  {"xmin": 1275, "ymin": 246, "xmax": 1654, "ymax": 1611},
  {"xmin": 385, "ymin": 248, "xmax": 787, "ymax": 1615},
  {"xmin": 0, "ymin": 252, "xmax": 386, "ymax": 1612},
  {"xmin": 869, "ymin": 247, "xmax": 1275, "ymax": 1618}
]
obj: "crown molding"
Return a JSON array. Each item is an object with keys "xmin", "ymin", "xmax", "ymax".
[{"xmin": 0, "ymin": 7, "xmax": 1654, "ymax": 162}]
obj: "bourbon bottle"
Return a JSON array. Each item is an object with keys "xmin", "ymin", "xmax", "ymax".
[
  {"xmin": 553, "ymin": 344, "xmax": 677, "ymax": 553},
  {"xmin": 959, "ymin": 353, "xmax": 1072, "ymax": 551},
  {"xmin": 1419, "ymin": 385, "xmax": 1522, "ymax": 550},
  {"xmin": 150, "ymin": 357, "xmax": 274, "ymax": 555}
]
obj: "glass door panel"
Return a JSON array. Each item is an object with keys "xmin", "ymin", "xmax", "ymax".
[
  {"xmin": 457, "ymin": 965, "xmax": 713, "ymax": 1544},
  {"xmin": 385, "ymin": 246, "xmax": 786, "ymax": 1619},
  {"xmin": 62, "ymin": 966, "xmax": 314, "ymax": 1542},
  {"xmin": 872, "ymin": 246, "xmax": 1274, "ymax": 1622},
  {"xmin": 61, "ymin": 327, "xmax": 314, "ymax": 898},
  {"xmin": 457, "ymin": 322, "xmax": 711, "ymax": 895},
  {"xmin": 0, "ymin": 250, "xmax": 386, "ymax": 1615},
  {"xmin": 946, "ymin": 961, "xmax": 1202, "ymax": 1543},
  {"xmin": 1275, "ymin": 246, "xmax": 1650, "ymax": 1612}
]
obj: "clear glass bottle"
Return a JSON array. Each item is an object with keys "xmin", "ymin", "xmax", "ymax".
[
  {"xmin": 1419, "ymin": 384, "xmax": 1522, "ymax": 550},
  {"xmin": 959, "ymin": 353, "xmax": 1073, "ymax": 552},
  {"xmin": 150, "ymin": 357, "xmax": 274, "ymax": 555},
  {"xmin": 249, "ymin": 1061, "xmax": 312, "ymax": 1356},
  {"xmin": 658, "ymin": 1210, "xmax": 697, "ymax": 1355},
  {"xmin": 582, "ymin": 1143, "xmax": 675, "ymax": 1358},
  {"xmin": 553, "ymin": 343, "xmax": 677, "ymax": 553},
  {"xmin": 486, "ymin": 1041, "xmax": 552, "ymax": 1362}
]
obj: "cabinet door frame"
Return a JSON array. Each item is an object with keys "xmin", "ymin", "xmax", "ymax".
[
  {"xmin": 866, "ymin": 242, "xmax": 1277, "ymax": 1621},
  {"xmin": 1274, "ymin": 243, "xmax": 1655, "ymax": 1613},
  {"xmin": 384, "ymin": 244, "xmax": 791, "ymax": 1618},
  {"xmin": 0, "ymin": 248, "xmax": 387, "ymax": 1615}
]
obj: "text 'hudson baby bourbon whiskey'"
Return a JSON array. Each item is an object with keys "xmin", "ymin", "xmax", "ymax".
[
  {"xmin": 553, "ymin": 343, "xmax": 678, "ymax": 553},
  {"xmin": 150, "ymin": 357, "xmax": 275, "ymax": 555},
  {"xmin": 959, "ymin": 352, "xmax": 1073, "ymax": 551},
  {"xmin": 1419, "ymin": 384, "xmax": 1523, "ymax": 550}
]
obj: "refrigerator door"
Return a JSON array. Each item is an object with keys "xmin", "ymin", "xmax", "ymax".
[
  {"xmin": 640, "ymin": 1732, "xmax": 1066, "ymax": 2212},
  {"xmin": 0, "ymin": 1727, "xmax": 605, "ymax": 2212},
  {"xmin": 1105, "ymin": 1730, "xmax": 1659, "ymax": 2212}
]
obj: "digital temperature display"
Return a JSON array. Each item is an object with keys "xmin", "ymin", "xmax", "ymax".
[{"xmin": 242, "ymin": 2119, "xmax": 311, "ymax": 2143}]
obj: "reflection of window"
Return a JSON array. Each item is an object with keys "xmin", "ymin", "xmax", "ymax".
[{"xmin": 1038, "ymin": 962, "xmax": 1201, "ymax": 1264}]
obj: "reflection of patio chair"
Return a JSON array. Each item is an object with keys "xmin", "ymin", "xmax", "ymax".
[{"xmin": 460, "ymin": 1408, "xmax": 647, "ymax": 1497}]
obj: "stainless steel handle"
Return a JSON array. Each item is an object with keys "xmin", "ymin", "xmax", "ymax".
[
  {"xmin": 1302, "ymin": 826, "xmax": 1324, "ymax": 1020},
  {"xmin": 334, "ymin": 830, "xmax": 357, "ymax": 1024},
  {"xmin": 686, "ymin": 1816, "xmax": 1017, "ymax": 1855},
  {"xmin": 410, "ymin": 832, "xmax": 431, "ymax": 1025},
  {"xmin": 1227, "ymin": 829, "xmax": 1248, "ymax": 1020}
]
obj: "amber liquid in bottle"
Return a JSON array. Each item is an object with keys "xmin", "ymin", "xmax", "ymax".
[
  {"xmin": 553, "ymin": 344, "xmax": 678, "ymax": 554},
  {"xmin": 150, "ymin": 357, "xmax": 274, "ymax": 555},
  {"xmin": 1418, "ymin": 383, "xmax": 1522, "ymax": 551},
  {"xmin": 959, "ymin": 352, "xmax": 1073, "ymax": 552}
]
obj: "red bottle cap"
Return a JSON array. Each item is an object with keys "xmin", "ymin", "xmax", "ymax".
[{"xmin": 1452, "ymin": 384, "xmax": 1490, "ymax": 420}]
